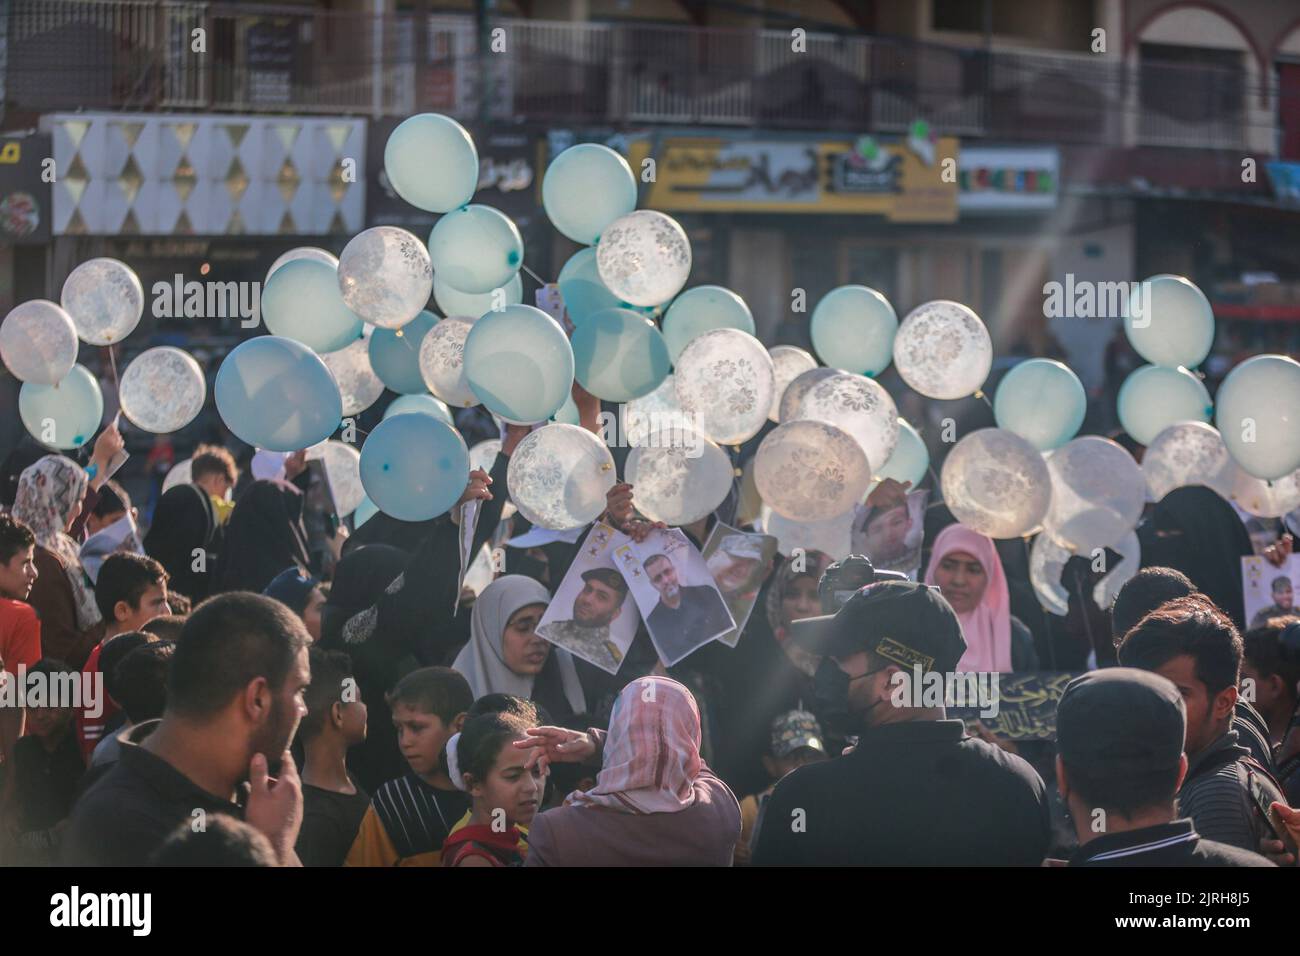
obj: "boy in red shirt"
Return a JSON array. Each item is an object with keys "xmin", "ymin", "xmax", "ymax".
[{"xmin": 0, "ymin": 514, "xmax": 40, "ymax": 818}]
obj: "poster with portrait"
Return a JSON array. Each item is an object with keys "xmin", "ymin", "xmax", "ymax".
[
  {"xmin": 851, "ymin": 488, "xmax": 929, "ymax": 579},
  {"xmin": 536, "ymin": 522, "xmax": 641, "ymax": 674},
  {"xmin": 612, "ymin": 527, "xmax": 736, "ymax": 667},
  {"xmin": 1243, "ymin": 554, "xmax": 1300, "ymax": 632},
  {"xmin": 702, "ymin": 522, "xmax": 778, "ymax": 648}
]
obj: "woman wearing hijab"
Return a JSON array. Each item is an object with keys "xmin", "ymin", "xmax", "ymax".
[
  {"xmin": 143, "ymin": 481, "xmax": 218, "ymax": 604},
  {"xmin": 924, "ymin": 523, "xmax": 1038, "ymax": 673},
  {"xmin": 518, "ymin": 676, "xmax": 740, "ymax": 866},
  {"xmin": 452, "ymin": 575, "xmax": 586, "ymax": 726},
  {"xmin": 214, "ymin": 479, "xmax": 311, "ymax": 594},
  {"xmin": 13, "ymin": 456, "xmax": 102, "ymax": 667},
  {"xmin": 1139, "ymin": 485, "xmax": 1254, "ymax": 631}
]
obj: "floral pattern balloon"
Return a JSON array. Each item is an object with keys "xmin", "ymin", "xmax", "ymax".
[
  {"xmin": 893, "ymin": 300, "xmax": 992, "ymax": 400},
  {"xmin": 119, "ymin": 347, "xmax": 206, "ymax": 433},
  {"xmin": 60, "ymin": 258, "xmax": 144, "ymax": 345},
  {"xmin": 673, "ymin": 329, "xmax": 775, "ymax": 446},
  {"xmin": 754, "ymin": 420, "xmax": 870, "ymax": 521},
  {"xmin": 418, "ymin": 316, "xmax": 478, "ymax": 407},
  {"xmin": 940, "ymin": 428, "xmax": 1051, "ymax": 539},
  {"xmin": 793, "ymin": 372, "xmax": 899, "ymax": 476},
  {"xmin": 506, "ymin": 424, "xmax": 616, "ymax": 530},
  {"xmin": 337, "ymin": 227, "xmax": 433, "ymax": 329},
  {"xmin": 320, "ymin": 328, "xmax": 385, "ymax": 417},
  {"xmin": 624, "ymin": 432, "xmax": 734, "ymax": 526},
  {"xmin": 596, "ymin": 210, "xmax": 692, "ymax": 307}
]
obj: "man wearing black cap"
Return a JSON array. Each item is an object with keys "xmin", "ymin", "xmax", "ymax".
[
  {"xmin": 1058, "ymin": 668, "xmax": 1272, "ymax": 866},
  {"xmin": 751, "ymin": 579, "xmax": 1050, "ymax": 866}
]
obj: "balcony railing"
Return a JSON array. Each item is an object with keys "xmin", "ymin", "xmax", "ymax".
[{"xmin": 2, "ymin": 0, "xmax": 1280, "ymax": 152}]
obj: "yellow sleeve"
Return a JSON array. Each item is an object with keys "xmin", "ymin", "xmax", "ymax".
[{"xmin": 344, "ymin": 806, "xmax": 401, "ymax": 867}]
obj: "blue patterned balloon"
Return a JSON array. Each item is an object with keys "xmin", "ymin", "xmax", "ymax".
[
  {"xmin": 19, "ymin": 364, "xmax": 103, "ymax": 449},
  {"xmin": 360, "ymin": 413, "xmax": 469, "ymax": 521},
  {"xmin": 557, "ymin": 247, "xmax": 620, "ymax": 325},
  {"xmin": 215, "ymin": 336, "xmax": 343, "ymax": 452},
  {"xmin": 1117, "ymin": 364, "xmax": 1212, "ymax": 446},
  {"xmin": 427, "ymin": 205, "xmax": 523, "ymax": 295},
  {"xmin": 994, "ymin": 358, "xmax": 1087, "ymax": 451},
  {"xmin": 434, "ymin": 273, "xmax": 522, "ymax": 319},
  {"xmin": 572, "ymin": 308, "xmax": 671, "ymax": 402},
  {"xmin": 369, "ymin": 311, "xmax": 438, "ymax": 394},
  {"xmin": 383, "ymin": 113, "xmax": 478, "ymax": 214},
  {"xmin": 662, "ymin": 286, "xmax": 755, "ymax": 363},
  {"xmin": 383, "ymin": 392, "xmax": 454, "ymax": 426},
  {"xmin": 811, "ymin": 286, "xmax": 897, "ymax": 377},
  {"xmin": 464, "ymin": 305, "xmax": 575, "ymax": 424},
  {"xmin": 543, "ymin": 144, "xmax": 638, "ymax": 245},
  {"xmin": 260, "ymin": 259, "xmax": 363, "ymax": 354}
]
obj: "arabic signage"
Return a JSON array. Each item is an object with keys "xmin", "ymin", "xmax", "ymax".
[
  {"xmin": 624, "ymin": 133, "xmax": 959, "ymax": 222},
  {"xmin": 0, "ymin": 133, "xmax": 51, "ymax": 244},
  {"xmin": 958, "ymin": 146, "xmax": 1058, "ymax": 213},
  {"xmin": 948, "ymin": 671, "xmax": 1082, "ymax": 741}
]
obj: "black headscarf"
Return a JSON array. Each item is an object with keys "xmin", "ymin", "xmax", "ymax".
[
  {"xmin": 215, "ymin": 479, "xmax": 311, "ymax": 594},
  {"xmin": 1139, "ymin": 485, "xmax": 1253, "ymax": 630},
  {"xmin": 343, "ymin": 512, "xmax": 441, "ymax": 556},
  {"xmin": 144, "ymin": 483, "xmax": 218, "ymax": 603},
  {"xmin": 318, "ymin": 544, "xmax": 410, "ymax": 647}
]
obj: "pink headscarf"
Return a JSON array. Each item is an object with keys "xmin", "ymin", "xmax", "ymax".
[
  {"xmin": 566, "ymin": 676, "xmax": 702, "ymax": 815},
  {"xmin": 924, "ymin": 524, "xmax": 1012, "ymax": 673}
]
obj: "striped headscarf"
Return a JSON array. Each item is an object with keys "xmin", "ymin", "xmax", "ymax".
[
  {"xmin": 566, "ymin": 676, "xmax": 702, "ymax": 815},
  {"xmin": 13, "ymin": 455, "xmax": 101, "ymax": 630}
]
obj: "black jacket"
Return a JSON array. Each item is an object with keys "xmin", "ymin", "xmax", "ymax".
[{"xmin": 1069, "ymin": 819, "xmax": 1273, "ymax": 867}]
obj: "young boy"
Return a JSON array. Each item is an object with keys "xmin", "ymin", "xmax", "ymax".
[
  {"xmin": 296, "ymin": 648, "xmax": 369, "ymax": 867},
  {"xmin": 0, "ymin": 514, "xmax": 40, "ymax": 814},
  {"xmin": 77, "ymin": 554, "xmax": 170, "ymax": 758},
  {"xmin": 7, "ymin": 659, "xmax": 84, "ymax": 864},
  {"xmin": 734, "ymin": 710, "xmax": 829, "ymax": 865},
  {"xmin": 345, "ymin": 667, "xmax": 473, "ymax": 866}
]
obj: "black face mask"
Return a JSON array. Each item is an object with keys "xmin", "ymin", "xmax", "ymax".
[{"xmin": 810, "ymin": 656, "xmax": 889, "ymax": 739}]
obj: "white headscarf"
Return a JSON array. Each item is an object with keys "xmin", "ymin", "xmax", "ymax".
[
  {"xmin": 452, "ymin": 575, "xmax": 586, "ymax": 715},
  {"xmin": 14, "ymin": 455, "xmax": 101, "ymax": 631}
]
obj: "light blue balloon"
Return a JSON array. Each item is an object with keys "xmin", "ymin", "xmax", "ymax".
[
  {"xmin": 353, "ymin": 494, "xmax": 379, "ymax": 529},
  {"xmin": 215, "ymin": 336, "xmax": 343, "ymax": 452},
  {"xmin": 1126, "ymin": 275, "xmax": 1215, "ymax": 369},
  {"xmin": 1117, "ymin": 364, "xmax": 1212, "ymax": 446},
  {"xmin": 359, "ymin": 413, "xmax": 469, "ymax": 521},
  {"xmin": 543, "ymin": 144, "xmax": 637, "ymax": 245},
  {"xmin": 464, "ymin": 305, "xmax": 574, "ymax": 424},
  {"xmin": 434, "ymin": 273, "xmax": 522, "ymax": 319},
  {"xmin": 427, "ymin": 204, "xmax": 523, "ymax": 295},
  {"xmin": 662, "ymin": 286, "xmax": 755, "ymax": 363},
  {"xmin": 557, "ymin": 247, "xmax": 620, "ymax": 325},
  {"xmin": 19, "ymin": 363, "xmax": 103, "ymax": 449},
  {"xmin": 370, "ymin": 310, "xmax": 438, "ymax": 394},
  {"xmin": 874, "ymin": 418, "xmax": 929, "ymax": 489},
  {"xmin": 261, "ymin": 259, "xmax": 363, "ymax": 354},
  {"xmin": 1216, "ymin": 354, "xmax": 1300, "ymax": 480},
  {"xmin": 383, "ymin": 392, "xmax": 453, "ymax": 426},
  {"xmin": 810, "ymin": 286, "xmax": 898, "ymax": 377},
  {"xmin": 572, "ymin": 308, "xmax": 671, "ymax": 402},
  {"xmin": 994, "ymin": 358, "xmax": 1087, "ymax": 451},
  {"xmin": 551, "ymin": 393, "xmax": 580, "ymax": 425},
  {"xmin": 383, "ymin": 113, "xmax": 478, "ymax": 214}
]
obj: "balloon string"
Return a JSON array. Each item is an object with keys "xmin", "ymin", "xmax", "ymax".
[
  {"xmin": 107, "ymin": 344, "xmax": 120, "ymax": 390},
  {"xmin": 519, "ymin": 263, "xmax": 550, "ymax": 287},
  {"xmin": 973, "ymin": 389, "xmax": 993, "ymax": 411}
]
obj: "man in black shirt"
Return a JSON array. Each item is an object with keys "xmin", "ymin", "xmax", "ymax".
[
  {"xmin": 644, "ymin": 553, "xmax": 733, "ymax": 663},
  {"xmin": 63, "ymin": 593, "xmax": 310, "ymax": 866},
  {"xmin": 752, "ymin": 580, "xmax": 1050, "ymax": 866},
  {"xmin": 1059, "ymin": 668, "xmax": 1272, "ymax": 866}
]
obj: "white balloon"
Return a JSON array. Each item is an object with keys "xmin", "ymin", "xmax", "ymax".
[
  {"xmin": 1044, "ymin": 436, "xmax": 1146, "ymax": 553},
  {"xmin": 941, "ymin": 428, "xmax": 1051, "ymax": 539},
  {"xmin": 761, "ymin": 505, "xmax": 853, "ymax": 561},
  {"xmin": 418, "ymin": 315, "xmax": 478, "ymax": 407},
  {"xmin": 754, "ymin": 420, "xmax": 871, "ymax": 521},
  {"xmin": 1142, "ymin": 422, "xmax": 1234, "ymax": 503},
  {"xmin": 596, "ymin": 210, "xmax": 692, "ymax": 307},
  {"xmin": 1029, "ymin": 532, "xmax": 1071, "ymax": 616},
  {"xmin": 1095, "ymin": 531, "xmax": 1141, "ymax": 611},
  {"xmin": 337, "ymin": 227, "xmax": 433, "ymax": 329},
  {"xmin": 266, "ymin": 246, "xmax": 338, "ymax": 285},
  {"xmin": 308, "ymin": 440, "xmax": 365, "ymax": 517},
  {"xmin": 793, "ymin": 372, "xmax": 898, "ymax": 477},
  {"xmin": 1225, "ymin": 465, "xmax": 1300, "ymax": 519},
  {"xmin": 0, "ymin": 300, "xmax": 79, "ymax": 384},
  {"xmin": 162, "ymin": 458, "xmax": 192, "ymax": 494},
  {"xmin": 119, "ymin": 347, "xmax": 206, "ymax": 433},
  {"xmin": 778, "ymin": 366, "xmax": 839, "ymax": 423},
  {"xmin": 60, "ymin": 258, "xmax": 144, "ymax": 345},
  {"xmin": 506, "ymin": 424, "xmax": 616, "ymax": 530},
  {"xmin": 673, "ymin": 329, "xmax": 775, "ymax": 446},
  {"xmin": 1215, "ymin": 354, "xmax": 1300, "ymax": 481},
  {"xmin": 625, "ymin": 431, "xmax": 734, "ymax": 526},
  {"xmin": 320, "ymin": 327, "xmax": 385, "ymax": 416},
  {"xmin": 893, "ymin": 300, "xmax": 992, "ymax": 400},
  {"xmin": 767, "ymin": 346, "xmax": 818, "ymax": 422},
  {"xmin": 624, "ymin": 374, "xmax": 685, "ymax": 448}
]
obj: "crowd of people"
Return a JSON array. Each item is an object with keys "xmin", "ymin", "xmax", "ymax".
[{"xmin": 0, "ymin": 391, "xmax": 1299, "ymax": 869}]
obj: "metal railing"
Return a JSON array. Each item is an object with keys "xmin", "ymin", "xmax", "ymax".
[{"xmin": 2, "ymin": 0, "xmax": 1279, "ymax": 152}]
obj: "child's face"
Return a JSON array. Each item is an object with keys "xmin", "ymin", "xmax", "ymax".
[
  {"xmin": 117, "ymin": 582, "xmax": 171, "ymax": 632},
  {"xmin": 26, "ymin": 705, "xmax": 73, "ymax": 740},
  {"xmin": 0, "ymin": 546, "xmax": 37, "ymax": 601},
  {"xmin": 392, "ymin": 703, "xmax": 454, "ymax": 777},
  {"xmin": 471, "ymin": 735, "xmax": 543, "ymax": 828}
]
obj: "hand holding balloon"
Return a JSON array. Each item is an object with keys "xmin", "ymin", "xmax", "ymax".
[
  {"xmin": 604, "ymin": 481, "xmax": 665, "ymax": 543},
  {"xmin": 458, "ymin": 468, "xmax": 494, "ymax": 507},
  {"xmin": 89, "ymin": 421, "xmax": 125, "ymax": 489}
]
